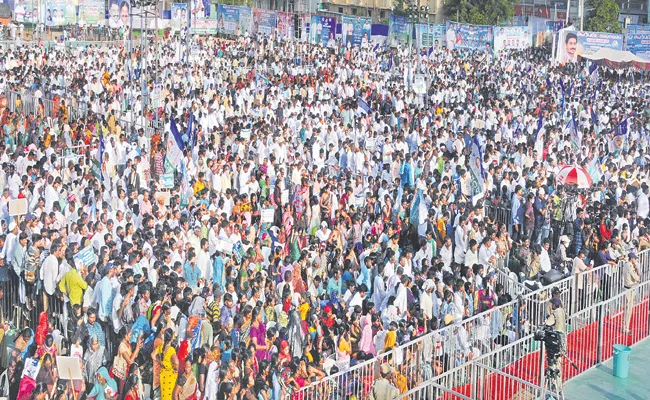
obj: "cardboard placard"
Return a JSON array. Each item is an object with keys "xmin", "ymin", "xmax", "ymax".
[
  {"xmin": 73, "ymin": 245, "xmax": 98, "ymax": 268},
  {"xmin": 56, "ymin": 356, "xmax": 84, "ymax": 381},
  {"xmin": 160, "ymin": 174, "xmax": 174, "ymax": 189},
  {"xmin": 261, "ymin": 208, "xmax": 274, "ymax": 223},
  {"xmin": 281, "ymin": 190, "xmax": 289, "ymax": 205},
  {"xmin": 8, "ymin": 198, "xmax": 27, "ymax": 216}
]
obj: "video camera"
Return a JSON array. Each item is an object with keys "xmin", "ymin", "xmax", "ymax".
[{"xmin": 534, "ymin": 325, "xmax": 563, "ymax": 359}]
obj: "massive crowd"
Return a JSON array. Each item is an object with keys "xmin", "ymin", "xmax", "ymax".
[{"xmin": 0, "ymin": 28, "xmax": 645, "ymax": 400}]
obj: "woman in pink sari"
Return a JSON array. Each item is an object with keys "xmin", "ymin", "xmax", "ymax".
[{"xmin": 359, "ymin": 313, "xmax": 376, "ymax": 356}]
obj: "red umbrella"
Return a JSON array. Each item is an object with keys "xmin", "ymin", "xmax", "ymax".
[{"xmin": 556, "ymin": 165, "xmax": 593, "ymax": 189}]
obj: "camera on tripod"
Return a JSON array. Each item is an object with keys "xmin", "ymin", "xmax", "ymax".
[{"xmin": 534, "ymin": 325, "xmax": 563, "ymax": 359}]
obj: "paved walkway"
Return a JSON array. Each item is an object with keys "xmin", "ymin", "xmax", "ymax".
[{"xmin": 563, "ymin": 337, "xmax": 650, "ymax": 400}]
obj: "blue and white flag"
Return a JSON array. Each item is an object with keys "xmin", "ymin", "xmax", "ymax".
[
  {"xmin": 534, "ymin": 112, "xmax": 544, "ymax": 156},
  {"xmin": 387, "ymin": 54, "xmax": 393, "ymax": 70},
  {"xmin": 357, "ymin": 97, "xmax": 373, "ymax": 114},
  {"xmin": 373, "ymin": 42, "xmax": 380, "ymax": 53},
  {"xmin": 165, "ymin": 117, "xmax": 185, "ymax": 172},
  {"xmin": 589, "ymin": 62, "xmax": 598, "ymax": 75}
]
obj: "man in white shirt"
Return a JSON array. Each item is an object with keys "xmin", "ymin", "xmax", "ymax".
[{"xmin": 41, "ymin": 238, "xmax": 65, "ymax": 313}]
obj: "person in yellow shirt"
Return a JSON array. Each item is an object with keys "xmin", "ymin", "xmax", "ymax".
[
  {"xmin": 58, "ymin": 266, "xmax": 88, "ymax": 307},
  {"xmin": 193, "ymin": 172, "xmax": 206, "ymax": 195}
]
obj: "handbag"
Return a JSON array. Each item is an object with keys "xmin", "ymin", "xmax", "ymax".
[{"xmin": 111, "ymin": 354, "xmax": 127, "ymax": 380}]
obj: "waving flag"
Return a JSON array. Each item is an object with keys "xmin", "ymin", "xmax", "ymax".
[
  {"xmin": 545, "ymin": 75, "xmax": 551, "ymax": 88},
  {"xmin": 590, "ymin": 106, "xmax": 597, "ymax": 126},
  {"xmin": 373, "ymin": 42, "xmax": 380, "ymax": 53},
  {"xmin": 513, "ymin": 121, "xmax": 520, "ymax": 138},
  {"xmin": 589, "ymin": 62, "xmax": 598, "ymax": 75},
  {"xmin": 565, "ymin": 113, "xmax": 581, "ymax": 151},
  {"xmin": 357, "ymin": 97, "xmax": 373, "ymax": 114},
  {"xmin": 427, "ymin": 47, "xmax": 434, "ymax": 57},
  {"xmin": 534, "ymin": 112, "xmax": 544, "ymax": 157},
  {"xmin": 387, "ymin": 54, "xmax": 393, "ymax": 70}
]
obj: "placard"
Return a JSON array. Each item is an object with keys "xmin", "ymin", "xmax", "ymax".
[
  {"xmin": 216, "ymin": 239, "xmax": 234, "ymax": 254},
  {"xmin": 281, "ymin": 190, "xmax": 289, "ymax": 205},
  {"xmin": 161, "ymin": 174, "xmax": 174, "ymax": 189},
  {"xmin": 261, "ymin": 208, "xmax": 274, "ymax": 223},
  {"xmin": 74, "ymin": 245, "xmax": 98, "ymax": 268},
  {"xmin": 8, "ymin": 198, "xmax": 27, "ymax": 216},
  {"xmin": 56, "ymin": 356, "xmax": 84, "ymax": 380}
]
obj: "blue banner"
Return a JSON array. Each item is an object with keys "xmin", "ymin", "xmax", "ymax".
[
  {"xmin": 545, "ymin": 20, "xmax": 564, "ymax": 33},
  {"xmin": 342, "ymin": 16, "xmax": 371, "ymax": 47},
  {"xmin": 627, "ymin": 24, "xmax": 650, "ymax": 34},
  {"xmin": 417, "ymin": 23, "xmax": 446, "ymax": 48},
  {"xmin": 217, "ymin": 4, "xmax": 239, "ymax": 35},
  {"xmin": 388, "ymin": 14, "xmax": 410, "ymax": 47},
  {"xmin": 576, "ymin": 31, "xmax": 624, "ymax": 57},
  {"xmin": 253, "ymin": 8, "xmax": 276, "ymax": 36},
  {"xmin": 445, "ymin": 22, "xmax": 493, "ymax": 51},
  {"xmin": 310, "ymin": 16, "xmax": 337, "ymax": 46},
  {"xmin": 626, "ymin": 33, "xmax": 650, "ymax": 60}
]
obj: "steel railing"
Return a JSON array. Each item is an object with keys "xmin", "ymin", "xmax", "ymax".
[
  {"xmin": 293, "ymin": 247, "xmax": 650, "ymax": 399},
  {"xmin": 396, "ymin": 275, "xmax": 650, "ymax": 399}
]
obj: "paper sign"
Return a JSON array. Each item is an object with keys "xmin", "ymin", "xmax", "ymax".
[
  {"xmin": 155, "ymin": 191, "xmax": 171, "ymax": 206},
  {"xmin": 240, "ymin": 128, "xmax": 251, "ymax": 140},
  {"xmin": 216, "ymin": 239, "xmax": 233, "ymax": 254},
  {"xmin": 8, "ymin": 198, "xmax": 27, "ymax": 216},
  {"xmin": 281, "ymin": 190, "xmax": 289, "ymax": 205},
  {"xmin": 261, "ymin": 208, "xmax": 274, "ymax": 223},
  {"xmin": 160, "ymin": 174, "xmax": 174, "ymax": 189},
  {"xmin": 22, "ymin": 358, "xmax": 40, "ymax": 379},
  {"xmin": 74, "ymin": 245, "xmax": 98, "ymax": 267},
  {"xmin": 56, "ymin": 356, "xmax": 84, "ymax": 380}
]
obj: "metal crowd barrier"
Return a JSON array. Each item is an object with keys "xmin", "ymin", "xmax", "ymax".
[
  {"xmin": 396, "ymin": 275, "xmax": 650, "ymax": 399},
  {"xmin": 484, "ymin": 203, "xmax": 512, "ymax": 227},
  {"xmin": 294, "ymin": 248, "xmax": 650, "ymax": 399}
]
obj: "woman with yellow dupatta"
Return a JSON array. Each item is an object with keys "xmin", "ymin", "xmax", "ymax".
[{"xmin": 155, "ymin": 328, "xmax": 178, "ymax": 400}]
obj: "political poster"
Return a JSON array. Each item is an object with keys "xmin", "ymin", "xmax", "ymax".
[
  {"xmin": 309, "ymin": 16, "xmax": 336, "ymax": 46},
  {"xmin": 13, "ymin": 0, "xmax": 37, "ymax": 23},
  {"xmin": 388, "ymin": 13, "xmax": 410, "ymax": 47},
  {"xmin": 417, "ymin": 23, "xmax": 445, "ymax": 49},
  {"xmin": 577, "ymin": 31, "xmax": 623, "ymax": 57},
  {"xmin": 627, "ymin": 23, "xmax": 650, "ymax": 33},
  {"xmin": 74, "ymin": 245, "xmax": 98, "ymax": 268},
  {"xmin": 341, "ymin": 16, "xmax": 371, "ymax": 47},
  {"xmin": 493, "ymin": 26, "xmax": 532, "ymax": 52},
  {"xmin": 171, "ymin": 3, "xmax": 188, "ymax": 30},
  {"xmin": 445, "ymin": 22, "xmax": 493, "ymax": 51},
  {"xmin": 238, "ymin": 6, "xmax": 252, "ymax": 36},
  {"xmin": 81, "ymin": 0, "xmax": 106, "ymax": 26},
  {"xmin": 558, "ymin": 29, "xmax": 623, "ymax": 63},
  {"xmin": 106, "ymin": 0, "xmax": 130, "ymax": 29},
  {"xmin": 45, "ymin": 0, "xmax": 71, "ymax": 26},
  {"xmin": 217, "ymin": 4, "xmax": 239, "ymax": 35},
  {"xmin": 192, "ymin": 0, "xmax": 216, "ymax": 34},
  {"xmin": 277, "ymin": 11, "xmax": 294, "ymax": 41},
  {"xmin": 626, "ymin": 33, "xmax": 650, "ymax": 60},
  {"xmin": 253, "ymin": 8, "xmax": 277, "ymax": 37},
  {"xmin": 545, "ymin": 20, "xmax": 564, "ymax": 33},
  {"xmin": 469, "ymin": 136, "xmax": 485, "ymax": 196}
]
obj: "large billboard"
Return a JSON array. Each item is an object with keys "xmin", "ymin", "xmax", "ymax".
[
  {"xmin": 277, "ymin": 11, "xmax": 294, "ymax": 41},
  {"xmin": 13, "ymin": 0, "xmax": 37, "ymax": 23},
  {"xmin": 626, "ymin": 33, "xmax": 650, "ymax": 60},
  {"xmin": 171, "ymin": 3, "xmax": 188, "ymax": 30},
  {"xmin": 217, "ymin": 4, "xmax": 239, "ymax": 35},
  {"xmin": 252, "ymin": 8, "xmax": 276, "ymax": 37},
  {"xmin": 556, "ymin": 29, "xmax": 623, "ymax": 63},
  {"xmin": 192, "ymin": 4, "xmax": 216, "ymax": 34},
  {"xmin": 388, "ymin": 13, "xmax": 409, "ymax": 47},
  {"xmin": 445, "ymin": 22, "xmax": 493, "ymax": 51},
  {"xmin": 309, "ymin": 15, "xmax": 336, "ymax": 46},
  {"xmin": 341, "ymin": 16, "xmax": 371, "ymax": 47},
  {"xmin": 417, "ymin": 23, "xmax": 445, "ymax": 49},
  {"xmin": 493, "ymin": 26, "xmax": 532, "ymax": 51}
]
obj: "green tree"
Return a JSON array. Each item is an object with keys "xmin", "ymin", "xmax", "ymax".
[
  {"xmin": 585, "ymin": 0, "xmax": 621, "ymax": 33},
  {"xmin": 443, "ymin": 0, "xmax": 514, "ymax": 25}
]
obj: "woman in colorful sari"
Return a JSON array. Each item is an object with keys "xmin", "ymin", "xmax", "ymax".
[
  {"xmin": 156, "ymin": 329, "xmax": 178, "ymax": 400},
  {"xmin": 87, "ymin": 366, "xmax": 118, "ymax": 400},
  {"xmin": 172, "ymin": 359, "xmax": 198, "ymax": 400}
]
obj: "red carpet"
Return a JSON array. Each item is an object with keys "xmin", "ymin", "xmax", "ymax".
[{"xmin": 442, "ymin": 297, "xmax": 650, "ymax": 400}]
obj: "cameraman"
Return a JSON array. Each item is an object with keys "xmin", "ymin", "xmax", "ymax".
[{"xmin": 546, "ymin": 297, "xmax": 566, "ymax": 337}]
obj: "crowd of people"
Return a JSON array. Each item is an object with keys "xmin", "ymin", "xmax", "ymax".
[{"xmin": 0, "ymin": 26, "xmax": 646, "ymax": 400}]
